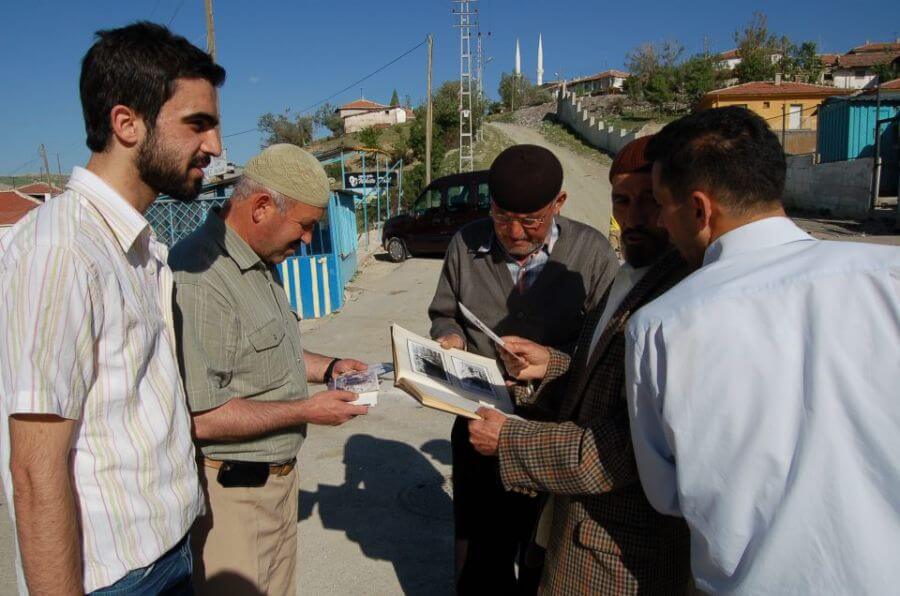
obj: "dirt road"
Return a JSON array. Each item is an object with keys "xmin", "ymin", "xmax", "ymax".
[{"xmin": 488, "ymin": 122, "xmax": 612, "ymax": 235}]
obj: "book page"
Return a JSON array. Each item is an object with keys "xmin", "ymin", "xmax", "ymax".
[{"xmin": 391, "ymin": 324, "xmax": 513, "ymax": 415}]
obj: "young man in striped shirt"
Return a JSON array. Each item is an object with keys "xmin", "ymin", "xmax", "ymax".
[{"xmin": 0, "ymin": 23, "xmax": 225, "ymax": 594}]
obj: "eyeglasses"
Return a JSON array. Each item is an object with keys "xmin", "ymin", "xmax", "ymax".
[{"xmin": 490, "ymin": 209, "xmax": 550, "ymax": 230}]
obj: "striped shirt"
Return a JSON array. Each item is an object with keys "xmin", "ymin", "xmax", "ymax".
[{"xmin": 0, "ymin": 167, "xmax": 204, "ymax": 593}]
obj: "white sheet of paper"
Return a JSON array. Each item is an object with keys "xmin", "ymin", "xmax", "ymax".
[{"xmin": 459, "ymin": 303, "xmax": 505, "ymax": 347}]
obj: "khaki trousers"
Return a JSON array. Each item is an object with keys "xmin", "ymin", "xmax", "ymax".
[{"xmin": 191, "ymin": 463, "xmax": 300, "ymax": 596}]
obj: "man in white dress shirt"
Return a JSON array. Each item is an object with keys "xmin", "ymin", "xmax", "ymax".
[
  {"xmin": 625, "ymin": 106, "xmax": 900, "ymax": 594},
  {"xmin": 0, "ymin": 23, "xmax": 224, "ymax": 594}
]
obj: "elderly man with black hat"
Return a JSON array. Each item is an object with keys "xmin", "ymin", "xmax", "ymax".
[
  {"xmin": 466, "ymin": 136, "xmax": 695, "ymax": 595},
  {"xmin": 427, "ymin": 144, "xmax": 618, "ymax": 593},
  {"xmin": 169, "ymin": 144, "xmax": 369, "ymax": 595}
]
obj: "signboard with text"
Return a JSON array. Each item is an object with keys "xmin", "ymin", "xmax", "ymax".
[{"xmin": 343, "ymin": 171, "xmax": 398, "ymax": 190}]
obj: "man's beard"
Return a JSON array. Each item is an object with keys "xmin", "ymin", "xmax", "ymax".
[
  {"xmin": 621, "ymin": 229, "xmax": 670, "ymax": 268},
  {"xmin": 137, "ymin": 129, "xmax": 206, "ymax": 202}
]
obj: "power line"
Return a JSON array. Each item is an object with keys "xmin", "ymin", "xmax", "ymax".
[
  {"xmin": 221, "ymin": 37, "xmax": 429, "ymax": 140},
  {"xmin": 148, "ymin": 0, "xmax": 163, "ymax": 20},
  {"xmin": 297, "ymin": 37, "xmax": 428, "ymax": 114},
  {"xmin": 167, "ymin": 0, "xmax": 186, "ymax": 26}
]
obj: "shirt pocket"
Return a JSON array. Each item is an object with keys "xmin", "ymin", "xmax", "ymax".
[{"xmin": 246, "ymin": 318, "xmax": 292, "ymax": 388}]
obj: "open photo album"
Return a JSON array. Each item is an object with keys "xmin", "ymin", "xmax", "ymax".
[{"xmin": 390, "ymin": 324, "xmax": 514, "ymax": 420}]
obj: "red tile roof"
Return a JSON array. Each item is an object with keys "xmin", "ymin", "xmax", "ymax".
[
  {"xmin": 704, "ymin": 81, "xmax": 854, "ymax": 98},
  {"xmin": 570, "ymin": 69, "xmax": 630, "ymax": 85},
  {"xmin": 836, "ymin": 51, "xmax": 900, "ymax": 69},
  {"xmin": 849, "ymin": 41, "xmax": 900, "ymax": 54},
  {"xmin": 17, "ymin": 181, "xmax": 62, "ymax": 195},
  {"xmin": 338, "ymin": 99, "xmax": 389, "ymax": 111},
  {"xmin": 879, "ymin": 78, "xmax": 900, "ymax": 89},
  {"xmin": 819, "ymin": 53, "xmax": 839, "ymax": 66},
  {"xmin": 0, "ymin": 190, "xmax": 42, "ymax": 226},
  {"xmin": 718, "ymin": 49, "xmax": 739, "ymax": 61}
]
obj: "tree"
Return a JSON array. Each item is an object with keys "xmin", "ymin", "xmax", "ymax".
[
  {"xmin": 734, "ymin": 12, "xmax": 780, "ymax": 83},
  {"xmin": 678, "ymin": 53, "xmax": 719, "ymax": 106},
  {"xmin": 257, "ymin": 110, "xmax": 313, "ymax": 147},
  {"xmin": 498, "ymin": 73, "xmax": 550, "ymax": 111},
  {"xmin": 390, "ymin": 89, "xmax": 400, "ymax": 107},
  {"xmin": 624, "ymin": 40, "xmax": 682, "ymax": 104},
  {"xmin": 358, "ymin": 126, "xmax": 382, "ymax": 149},
  {"xmin": 872, "ymin": 61, "xmax": 899, "ymax": 85},
  {"xmin": 789, "ymin": 41, "xmax": 824, "ymax": 83},
  {"xmin": 314, "ymin": 102, "xmax": 344, "ymax": 138}
]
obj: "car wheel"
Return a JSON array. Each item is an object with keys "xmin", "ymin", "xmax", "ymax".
[{"xmin": 386, "ymin": 237, "xmax": 408, "ymax": 262}]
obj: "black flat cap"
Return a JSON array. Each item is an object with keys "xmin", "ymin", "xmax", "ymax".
[{"xmin": 489, "ymin": 144, "xmax": 563, "ymax": 213}]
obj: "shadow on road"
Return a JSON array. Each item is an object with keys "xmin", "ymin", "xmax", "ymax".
[{"xmin": 300, "ymin": 434, "xmax": 454, "ymax": 595}]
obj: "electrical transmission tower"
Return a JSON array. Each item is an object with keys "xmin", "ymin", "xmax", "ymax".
[
  {"xmin": 476, "ymin": 31, "xmax": 484, "ymax": 142},
  {"xmin": 452, "ymin": 0, "xmax": 476, "ymax": 173}
]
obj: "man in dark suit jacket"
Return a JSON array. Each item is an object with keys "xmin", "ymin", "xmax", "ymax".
[{"xmin": 469, "ymin": 136, "xmax": 694, "ymax": 595}]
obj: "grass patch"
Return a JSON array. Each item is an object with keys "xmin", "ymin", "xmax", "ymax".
[
  {"xmin": 537, "ymin": 119, "xmax": 611, "ymax": 166},
  {"xmin": 438, "ymin": 125, "xmax": 516, "ymax": 176}
]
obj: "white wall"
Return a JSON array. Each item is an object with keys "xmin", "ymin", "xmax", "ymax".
[
  {"xmin": 833, "ymin": 69, "xmax": 878, "ymax": 89},
  {"xmin": 343, "ymin": 108, "xmax": 406, "ymax": 134},
  {"xmin": 783, "ymin": 154, "xmax": 874, "ymax": 218},
  {"xmin": 555, "ymin": 89, "xmax": 659, "ymax": 155}
]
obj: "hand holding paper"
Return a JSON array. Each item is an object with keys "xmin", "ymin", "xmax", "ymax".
[{"xmin": 499, "ymin": 336, "xmax": 551, "ymax": 382}]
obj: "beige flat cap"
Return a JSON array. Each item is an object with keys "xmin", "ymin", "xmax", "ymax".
[{"xmin": 242, "ymin": 143, "xmax": 330, "ymax": 208}]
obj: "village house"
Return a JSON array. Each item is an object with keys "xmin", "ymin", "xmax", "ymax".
[
  {"xmin": 829, "ymin": 41, "xmax": 900, "ymax": 90},
  {"xmin": 0, "ymin": 189, "xmax": 42, "ymax": 240},
  {"xmin": 336, "ymin": 99, "xmax": 415, "ymax": 134},
  {"xmin": 558, "ymin": 70, "xmax": 630, "ymax": 96},
  {"xmin": 699, "ymin": 79, "xmax": 853, "ymax": 153}
]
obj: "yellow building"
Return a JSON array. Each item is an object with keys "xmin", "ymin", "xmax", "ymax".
[{"xmin": 698, "ymin": 81, "xmax": 852, "ymax": 131}]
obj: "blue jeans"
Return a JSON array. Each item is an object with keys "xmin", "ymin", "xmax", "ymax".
[{"xmin": 90, "ymin": 535, "xmax": 193, "ymax": 595}]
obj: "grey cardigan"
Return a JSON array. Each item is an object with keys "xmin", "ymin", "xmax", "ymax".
[{"xmin": 428, "ymin": 216, "xmax": 618, "ymax": 366}]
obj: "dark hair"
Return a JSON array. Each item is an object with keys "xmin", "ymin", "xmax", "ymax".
[
  {"xmin": 645, "ymin": 106, "xmax": 786, "ymax": 213},
  {"xmin": 80, "ymin": 21, "xmax": 226, "ymax": 152}
]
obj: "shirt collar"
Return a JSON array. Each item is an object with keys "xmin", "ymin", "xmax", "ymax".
[
  {"xmin": 703, "ymin": 216, "xmax": 814, "ymax": 267},
  {"xmin": 205, "ymin": 207, "xmax": 263, "ymax": 271},
  {"xmin": 477, "ymin": 218, "xmax": 560, "ymax": 256},
  {"xmin": 66, "ymin": 166, "xmax": 150, "ymax": 254}
]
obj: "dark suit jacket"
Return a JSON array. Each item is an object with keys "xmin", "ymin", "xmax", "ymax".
[{"xmin": 498, "ymin": 250, "xmax": 694, "ymax": 595}]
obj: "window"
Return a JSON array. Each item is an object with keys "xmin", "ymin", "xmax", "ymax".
[
  {"xmin": 855, "ymin": 68, "xmax": 867, "ymax": 78},
  {"xmin": 446, "ymin": 185, "xmax": 470, "ymax": 211},
  {"xmin": 477, "ymin": 183, "xmax": 491, "ymax": 209},
  {"xmin": 414, "ymin": 188, "xmax": 442, "ymax": 212},
  {"xmin": 763, "ymin": 101, "xmax": 771, "ymax": 109}
]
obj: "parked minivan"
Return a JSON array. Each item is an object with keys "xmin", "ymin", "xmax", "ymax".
[{"xmin": 381, "ymin": 170, "xmax": 490, "ymax": 262}]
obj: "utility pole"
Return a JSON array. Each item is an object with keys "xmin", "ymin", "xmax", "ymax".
[
  {"xmin": 39, "ymin": 144, "xmax": 52, "ymax": 192},
  {"xmin": 56, "ymin": 153, "xmax": 62, "ymax": 183},
  {"xmin": 476, "ymin": 32, "xmax": 485, "ymax": 142},
  {"xmin": 453, "ymin": 0, "xmax": 476, "ymax": 173},
  {"xmin": 425, "ymin": 34, "xmax": 434, "ymax": 185},
  {"xmin": 204, "ymin": 0, "xmax": 216, "ymax": 61}
]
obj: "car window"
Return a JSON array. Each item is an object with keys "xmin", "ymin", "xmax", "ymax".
[
  {"xmin": 414, "ymin": 188, "xmax": 443, "ymax": 212},
  {"xmin": 446, "ymin": 185, "xmax": 470, "ymax": 211},
  {"xmin": 477, "ymin": 183, "xmax": 490, "ymax": 209}
]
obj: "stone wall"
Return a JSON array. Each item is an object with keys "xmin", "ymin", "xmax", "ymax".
[
  {"xmin": 555, "ymin": 89, "xmax": 659, "ymax": 155},
  {"xmin": 784, "ymin": 155, "xmax": 873, "ymax": 218}
]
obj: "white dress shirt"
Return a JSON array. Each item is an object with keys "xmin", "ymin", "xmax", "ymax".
[
  {"xmin": 0, "ymin": 167, "xmax": 203, "ymax": 593},
  {"xmin": 588, "ymin": 262, "xmax": 650, "ymax": 358},
  {"xmin": 624, "ymin": 217, "xmax": 900, "ymax": 595}
]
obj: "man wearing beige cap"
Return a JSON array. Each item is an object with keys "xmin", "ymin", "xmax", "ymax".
[{"xmin": 169, "ymin": 143, "xmax": 369, "ymax": 595}]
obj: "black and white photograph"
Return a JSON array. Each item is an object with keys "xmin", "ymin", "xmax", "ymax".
[
  {"xmin": 451, "ymin": 357, "xmax": 495, "ymax": 398},
  {"xmin": 407, "ymin": 340, "xmax": 448, "ymax": 382}
]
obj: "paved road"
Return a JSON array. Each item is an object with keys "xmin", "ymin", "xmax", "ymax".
[{"xmin": 489, "ymin": 122, "xmax": 612, "ymax": 235}]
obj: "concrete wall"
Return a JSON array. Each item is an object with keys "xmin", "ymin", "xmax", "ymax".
[
  {"xmin": 344, "ymin": 108, "xmax": 407, "ymax": 134},
  {"xmin": 555, "ymin": 89, "xmax": 658, "ymax": 155},
  {"xmin": 782, "ymin": 130, "xmax": 818, "ymax": 155},
  {"xmin": 784, "ymin": 154, "xmax": 874, "ymax": 218}
]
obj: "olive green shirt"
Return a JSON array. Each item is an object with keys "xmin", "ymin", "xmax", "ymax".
[{"xmin": 169, "ymin": 209, "xmax": 308, "ymax": 463}]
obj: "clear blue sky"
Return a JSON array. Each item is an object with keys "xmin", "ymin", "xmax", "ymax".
[{"xmin": 1, "ymin": 0, "xmax": 897, "ymax": 175}]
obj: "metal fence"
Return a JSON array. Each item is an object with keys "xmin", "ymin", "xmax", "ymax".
[{"xmin": 146, "ymin": 195, "xmax": 227, "ymax": 248}]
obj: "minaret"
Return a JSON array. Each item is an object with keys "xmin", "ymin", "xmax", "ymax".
[
  {"xmin": 537, "ymin": 34, "xmax": 544, "ymax": 86},
  {"xmin": 515, "ymin": 39, "xmax": 521, "ymax": 76}
]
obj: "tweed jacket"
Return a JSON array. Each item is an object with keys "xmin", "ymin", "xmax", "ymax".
[{"xmin": 498, "ymin": 250, "xmax": 693, "ymax": 595}]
